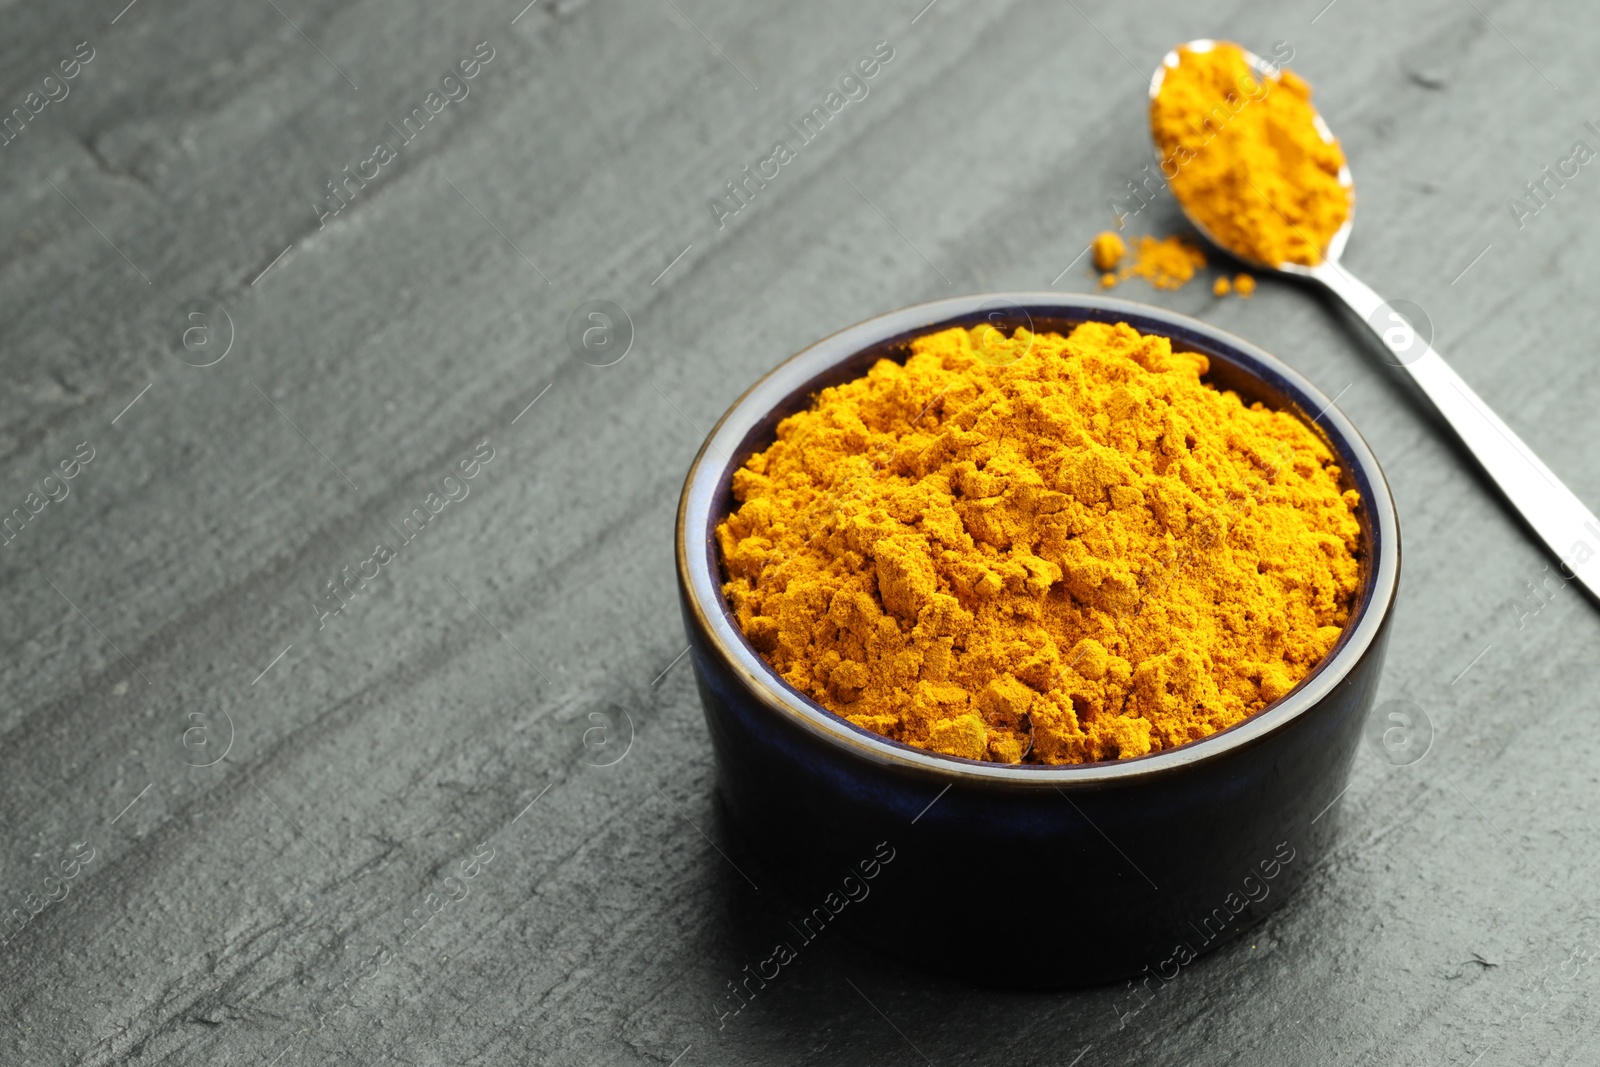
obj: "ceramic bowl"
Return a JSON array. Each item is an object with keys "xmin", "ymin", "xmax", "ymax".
[{"xmin": 675, "ymin": 293, "xmax": 1399, "ymax": 987}]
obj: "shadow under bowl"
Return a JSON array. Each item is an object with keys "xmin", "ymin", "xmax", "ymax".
[{"xmin": 675, "ymin": 293, "xmax": 1399, "ymax": 987}]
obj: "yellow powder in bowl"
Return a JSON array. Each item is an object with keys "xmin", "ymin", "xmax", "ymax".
[
  {"xmin": 717, "ymin": 322, "xmax": 1362, "ymax": 765},
  {"xmin": 1151, "ymin": 42, "xmax": 1350, "ymax": 268}
]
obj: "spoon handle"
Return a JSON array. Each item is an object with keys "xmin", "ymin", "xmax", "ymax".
[{"xmin": 1312, "ymin": 261, "xmax": 1600, "ymax": 601}]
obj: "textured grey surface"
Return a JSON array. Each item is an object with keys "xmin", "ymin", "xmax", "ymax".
[{"xmin": 1, "ymin": 0, "xmax": 1596, "ymax": 1063}]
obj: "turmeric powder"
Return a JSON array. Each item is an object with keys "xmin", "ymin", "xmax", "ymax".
[
  {"xmin": 1151, "ymin": 42, "xmax": 1350, "ymax": 268},
  {"xmin": 1096, "ymin": 234, "xmax": 1207, "ymax": 292},
  {"xmin": 717, "ymin": 322, "xmax": 1361, "ymax": 765},
  {"xmin": 1116, "ymin": 234, "xmax": 1207, "ymax": 290},
  {"xmin": 1091, "ymin": 231, "xmax": 1126, "ymax": 272}
]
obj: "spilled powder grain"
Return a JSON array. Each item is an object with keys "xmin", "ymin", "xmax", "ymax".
[
  {"xmin": 1099, "ymin": 234, "xmax": 1208, "ymax": 291},
  {"xmin": 1091, "ymin": 231, "xmax": 1127, "ymax": 272}
]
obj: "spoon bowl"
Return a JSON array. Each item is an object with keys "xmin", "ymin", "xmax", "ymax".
[{"xmin": 1147, "ymin": 38, "xmax": 1354, "ymax": 273}]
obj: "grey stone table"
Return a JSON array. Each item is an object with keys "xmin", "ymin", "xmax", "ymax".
[{"xmin": 1, "ymin": 0, "xmax": 1596, "ymax": 1063}]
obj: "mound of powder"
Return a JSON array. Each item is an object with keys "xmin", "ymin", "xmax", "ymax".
[
  {"xmin": 1151, "ymin": 42, "xmax": 1350, "ymax": 268},
  {"xmin": 717, "ymin": 322, "xmax": 1362, "ymax": 764}
]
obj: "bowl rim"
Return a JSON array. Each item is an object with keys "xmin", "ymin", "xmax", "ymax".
[{"xmin": 675, "ymin": 292, "xmax": 1399, "ymax": 789}]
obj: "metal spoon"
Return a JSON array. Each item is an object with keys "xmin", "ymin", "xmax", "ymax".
[{"xmin": 1149, "ymin": 39, "xmax": 1600, "ymax": 600}]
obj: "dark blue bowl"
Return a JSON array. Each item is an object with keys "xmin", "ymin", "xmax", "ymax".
[{"xmin": 676, "ymin": 293, "xmax": 1399, "ymax": 987}]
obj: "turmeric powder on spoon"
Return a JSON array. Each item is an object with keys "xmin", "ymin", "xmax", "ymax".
[
  {"xmin": 717, "ymin": 322, "xmax": 1361, "ymax": 765},
  {"xmin": 1149, "ymin": 41, "xmax": 1351, "ymax": 268}
]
